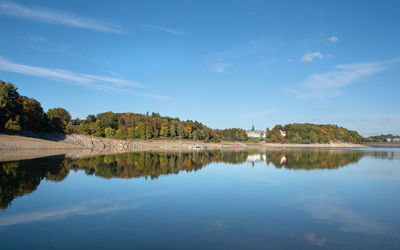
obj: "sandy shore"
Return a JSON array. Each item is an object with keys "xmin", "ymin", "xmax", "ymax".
[
  {"xmin": 0, "ymin": 134, "xmax": 366, "ymax": 162},
  {"xmin": 0, "ymin": 134, "xmax": 84, "ymax": 150}
]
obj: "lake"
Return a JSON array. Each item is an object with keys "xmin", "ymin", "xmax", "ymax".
[{"xmin": 1, "ymin": 149, "xmax": 400, "ymax": 249}]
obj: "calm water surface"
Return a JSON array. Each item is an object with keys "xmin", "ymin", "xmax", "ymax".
[{"xmin": 1, "ymin": 149, "xmax": 400, "ymax": 249}]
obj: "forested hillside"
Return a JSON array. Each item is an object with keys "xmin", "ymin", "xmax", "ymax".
[
  {"xmin": 266, "ymin": 123, "xmax": 363, "ymax": 143},
  {"xmin": 0, "ymin": 81, "xmax": 247, "ymax": 142},
  {"xmin": 1, "ymin": 81, "xmax": 364, "ymax": 144},
  {"xmin": 69, "ymin": 112, "xmax": 251, "ymax": 142},
  {"xmin": 70, "ymin": 111, "xmax": 223, "ymax": 141}
]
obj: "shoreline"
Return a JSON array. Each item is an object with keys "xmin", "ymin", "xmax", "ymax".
[{"xmin": 0, "ymin": 133, "xmax": 369, "ymax": 162}]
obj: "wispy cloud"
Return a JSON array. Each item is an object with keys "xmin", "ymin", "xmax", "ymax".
[
  {"xmin": 27, "ymin": 36, "xmax": 47, "ymax": 42},
  {"xmin": 295, "ymin": 195, "xmax": 390, "ymax": 235},
  {"xmin": 290, "ymin": 58, "xmax": 398, "ymax": 99},
  {"xmin": 0, "ymin": 190, "xmax": 171, "ymax": 227},
  {"xmin": 0, "ymin": 200, "xmax": 141, "ymax": 227},
  {"xmin": 210, "ymin": 61, "xmax": 231, "ymax": 73},
  {"xmin": 0, "ymin": 57, "xmax": 173, "ymax": 101},
  {"xmin": 343, "ymin": 114, "xmax": 400, "ymax": 136},
  {"xmin": 378, "ymin": 114, "xmax": 400, "ymax": 122},
  {"xmin": 304, "ymin": 233, "xmax": 326, "ymax": 246},
  {"xmin": 27, "ymin": 43, "xmax": 111, "ymax": 66},
  {"xmin": 0, "ymin": 1, "xmax": 127, "ymax": 34},
  {"xmin": 209, "ymin": 219, "xmax": 228, "ymax": 233},
  {"xmin": 205, "ymin": 39, "xmax": 281, "ymax": 73},
  {"xmin": 141, "ymin": 24, "xmax": 185, "ymax": 35},
  {"xmin": 327, "ymin": 36, "xmax": 338, "ymax": 43},
  {"xmin": 0, "ymin": 57, "xmax": 142, "ymax": 91},
  {"xmin": 301, "ymin": 52, "xmax": 323, "ymax": 62},
  {"xmin": 305, "ymin": 62, "xmax": 389, "ymax": 89}
]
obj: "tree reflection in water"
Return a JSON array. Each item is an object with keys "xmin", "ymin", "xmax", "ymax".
[{"xmin": 0, "ymin": 150, "xmax": 364, "ymax": 210}]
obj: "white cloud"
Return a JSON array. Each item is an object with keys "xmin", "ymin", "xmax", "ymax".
[
  {"xmin": 80, "ymin": 74, "xmax": 143, "ymax": 88},
  {"xmin": 343, "ymin": 114, "xmax": 400, "ymax": 136},
  {"xmin": 296, "ymin": 196, "xmax": 390, "ymax": 235},
  {"xmin": 327, "ymin": 36, "xmax": 338, "ymax": 43},
  {"xmin": 290, "ymin": 59, "xmax": 398, "ymax": 99},
  {"xmin": 304, "ymin": 233, "xmax": 326, "ymax": 246},
  {"xmin": 0, "ymin": 1, "xmax": 127, "ymax": 34},
  {"xmin": 0, "ymin": 200, "xmax": 141, "ymax": 227},
  {"xmin": 0, "ymin": 57, "xmax": 142, "ymax": 90},
  {"xmin": 0, "ymin": 57, "xmax": 174, "ymax": 101},
  {"xmin": 302, "ymin": 52, "xmax": 323, "ymax": 62},
  {"xmin": 305, "ymin": 61, "xmax": 390, "ymax": 89},
  {"xmin": 141, "ymin": 24, "xmax": 185, "ymax": 35},
  {"xmin": 211, "ymin": 62, "xmax": 230, "ymax": 73}
]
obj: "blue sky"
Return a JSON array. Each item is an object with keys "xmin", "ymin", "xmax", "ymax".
[{"xmin": 0, "ymin": 0, "xmax": 399, "ymax": 136}]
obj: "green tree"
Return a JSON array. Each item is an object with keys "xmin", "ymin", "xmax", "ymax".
[
  {"xmin": 0, "ymin": 81, "xmax": 22, "ymax": 132},
  {"xmin": 47, "ymin": 108, "xmax": 71, "ymax": 124},
  {"xmin": 105, "ymin": 127, "xmax": 115, "ymax": 137},
  {"xmin": 97, "ymin": 112, "xmax": 118, "ymax": 130},
  {"xmin": 4, "ymin": 118, "xmax": 21, "ymax": 133},
  {"xmin": 47, "ymin": 107, "xmax": 71, "ymax": 132},
  {"xmin": 160, "ymin": 123, "xmax": 169, "ymax": 138},
  {"xmin": 21, "ymin": 97, "xmax": 45, "ymax": 132}
]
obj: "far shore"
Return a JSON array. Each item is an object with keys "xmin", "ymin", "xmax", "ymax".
[{"xmin": 0, "ymin": 133, "xmax": 373, "ymax": 162}]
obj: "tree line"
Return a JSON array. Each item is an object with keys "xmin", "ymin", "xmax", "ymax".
[
  {"xmin": 364, "ymin": 134, "xmax": 400, "ymax": 142},
  {"xmin": 68, "ymin": 112, "xmax": 248, "ymax": 142},
  {"xmin": 265, "ymin": 123, "xmax": 363, "ymax": 144},
  {"xmin": 1, "ymin": 81, "xmax": 367, "ymax": 143},
  {"xmin": 1, "ymin": 81, "xmax": 248, "ymax": 142}
]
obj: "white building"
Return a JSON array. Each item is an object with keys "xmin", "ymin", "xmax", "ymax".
[
  {"xmin": 246, "ymin": 130, "xmax": 265, "ymax": 138},
  {"xmin": 246, "ymin": 154, "xmax": 265, "ymax": 163}
]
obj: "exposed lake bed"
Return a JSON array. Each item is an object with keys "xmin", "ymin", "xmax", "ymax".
[
  {"xmin": 1, "ymin": 149, "xmax": 399, "ymax": 249},
  {"xmin": 0, "ymin": 134, "xmax": 370, "ymax": 162}
]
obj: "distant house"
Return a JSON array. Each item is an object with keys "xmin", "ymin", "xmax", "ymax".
[
  {"xmin": 393, "ymin": 138, "xmax": 400, "ymax": 143},
  {"xmin": 246, "ymin": 130, "xmax": 265, "ymax": 138},
  {"xmin": 280, "ymin": 130, "xmax": 287, "ymax": 137},
  {"xmin": 386, "ymin": 138, "xmax": 392, "ymax": 142}
]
